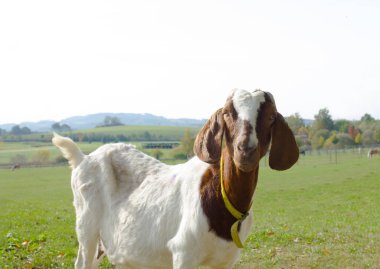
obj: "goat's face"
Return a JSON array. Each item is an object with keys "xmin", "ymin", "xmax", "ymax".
[
  {"xmin": 222, "ymin": 89, "xmax": 275, "ymax": 172},
  {"xmin": 194, "ymin": 89, "xmax": 299, "ymax": 172}
]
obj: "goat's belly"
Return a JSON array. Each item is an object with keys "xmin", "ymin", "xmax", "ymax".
[
  {"xmin": 108, "ymin": 248, "xmax": 172, "ymax": 269},
  {"xmin": 101, "ymin": 180, "xmax": 183, "ymax": 267},
  {"xmin": 103, "ymin": 220, "xmax": 175, "ymax": 268}
]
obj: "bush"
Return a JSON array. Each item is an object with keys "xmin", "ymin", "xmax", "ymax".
[
  {"xmin": 32, "ymin": 150, "xmax": 51, "ymax": 164},
  {"xmin": 10, "ymin": 154, "xmax": 28, "ymax": 164},
  {"xmin": 173, "ymin": 153, "xmax": 188, "ymax": 160},
  {"xmin": 336, "ymin": 133, "xmax": 355, "ymax": 148},
  {"xmin": 55, "ymin": 155, "xmax": 68, "ymax": 164}
]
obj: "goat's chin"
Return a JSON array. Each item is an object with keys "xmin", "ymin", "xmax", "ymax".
[
  {"xmin": 234, "ymin": 150, "xmax": 260, "ymax": 173},
  {"xmin": 234, "ymin": 156, "xmax": 260, "ymax": 172},
  {"xmin": 236, "ymin": 163, "xmax": 256, "ymax": 172}
]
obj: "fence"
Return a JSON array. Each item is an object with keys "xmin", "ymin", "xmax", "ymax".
[{"xmin": 1, "ymin": 145, "xmax": 379, "ymax": 170}]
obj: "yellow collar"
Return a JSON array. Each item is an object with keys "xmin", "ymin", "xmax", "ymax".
[{"xmin": 220, "ymin": 156, "xmax": 251, "ymax": 248}]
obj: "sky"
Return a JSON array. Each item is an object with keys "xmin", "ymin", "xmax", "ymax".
[{"xmin": 1, "ymin": 0, "xmax": 380, "ymax": 125}]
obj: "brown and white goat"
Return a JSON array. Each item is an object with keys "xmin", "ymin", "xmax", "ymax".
[
  {"xmin": 53, "ymin": 89, "xmax": 298, "ymax": 269},
  {"xmin": 368, "ymin": 148, "xmax": 380, "ymax": 158}
]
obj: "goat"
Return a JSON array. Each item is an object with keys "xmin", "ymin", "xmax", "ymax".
[
  {"xmin": 52, "ymin": 89, "xmax": 299, "ymax": 269},
  {"xmin": 368, "ymin": 148, "xmax": 380, "ymax": 158},
  {"xmin": 11, "ymin": 164, "xmax": 21, "ymax": 171}
]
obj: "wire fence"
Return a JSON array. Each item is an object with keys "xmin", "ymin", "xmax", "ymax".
[{"xmin": 1, "ymin": 145, "xmax": 379, "ymax": 170}]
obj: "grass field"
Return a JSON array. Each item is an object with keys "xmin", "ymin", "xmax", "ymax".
[
  {"xmin": 0, "ymin": 152, "xmax": 379, "ymax": 268},
  {"xmin": 8, "ymin": 125, "xmax": 200, "ymax": 143},
  {"xmin": 70, "ymin": 125, "xmax": 199, "ymax": 137},
  {"xmin": 0, "ymin": 141, "xmax": 178, "ymax": 167}
]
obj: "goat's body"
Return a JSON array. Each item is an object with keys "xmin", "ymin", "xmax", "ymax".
[
  {"xmin": 368, "ymin": 148, "xmax": 380, "ymax": 158},
  {"xmin": 70, "ymin": 142, "xmax": 249, "ymax": 268}
]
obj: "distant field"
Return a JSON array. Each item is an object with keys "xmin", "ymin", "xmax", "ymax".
[
  {"xmin": 0, "ymin": 141, "xmax": 180, "ymax": 167},
  {"xmin": 0, "ymin": 152, "xmax": 379, "ymax": 268},
  {"xmin": 4, "ymin": 125, "xmax": 200, "ymax": 143},
  {"xmin": 0, "ymin": 125, "xmax": 200, "ymax": 166},
  {"xmin": 70, "ymin": 125, "xmax": 199, "ymax": 136}
]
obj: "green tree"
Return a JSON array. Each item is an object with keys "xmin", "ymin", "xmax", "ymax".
[
  {"xmin": 11, "ymin": 125, "xmax": 22, "ymax": 135},
  {"xmin": 311, "ymin": 129, "xmax": 330, "ymax": 149},
  {"xmin": 11, "ymin": 125, "xmax": 31, "ymax": 135},
  {"xmin": 334, "ymin": 120, "xmax": 350, "ymax": 133},
  {"xmin": 286, "ymin": 113, "xmax": 305, "ymax": 134},
  {"xmin": 152, "ymin": 149, "xmax": 163, "ymax": 160},
  {"xmin": 180, "ymin": 129, "xmax": 195, "ymax": 157},
  {"xmin": 143, "ymin": 131, "xmax": 152, "ymax": 141},
  {"xmin": 360, "ymin": 113, "xmax": 375, "ymax": 122},
  {"xmin": 312, "ymin": 108, "xmax": 334, "ymax": 131},
  {"xmin": 362, "ymin": 130, "xmax": 374, "ymax": 146},
  {"xmin": 52, "ymin": 123, "xmax": 72, "ymax": 132},
  {"xmin": 324, "ymin": 132, "xmax": 339, "ymax": 149},
  {"xmin": 52, "ymin": 122, "xmax": 61, "ymax": 131},
  {"xmin": 374, "ymin": 128, "xmax": 380, "ymax": 143},
  {"xmin": 21, "ymin": 127, "xmax": 31, "ymax": 135},
  {"xmin": 102, "ymin": 116, "xmax": 123, "ymax": 127},
  {"xmin": 336, "ymin": 133, "xmax": 355, "ymax": 148}
]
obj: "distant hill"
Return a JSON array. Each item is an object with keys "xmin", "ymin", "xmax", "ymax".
[
  {"xmin": 0, "ymin": 113, "xmax": 206, "ymax": 132},
  {"xmin": 0, "ymin": 113, "xmax": 314, "ymax": 133}
]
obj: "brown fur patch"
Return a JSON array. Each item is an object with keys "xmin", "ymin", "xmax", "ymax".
[
  {"xmin": 200, "ymin": 151, "xmax": 259, "ymax": 241},
  {"xmin": 193, "ymin": 108, "xmax": 225, "ymax": 164},
  {"xmin": 256, "ymin": 93, "xmax": 277, "ymax": 157}
]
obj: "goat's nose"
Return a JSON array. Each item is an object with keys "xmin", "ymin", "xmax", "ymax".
[{"xmin": 237, "ymin": 144, "xmax": 255, "ymax": 154}]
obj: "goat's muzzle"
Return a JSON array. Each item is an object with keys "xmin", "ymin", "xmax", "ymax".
[{"xmin": 233, "ymin": 146, "xmax": 260, "ymax": 172}]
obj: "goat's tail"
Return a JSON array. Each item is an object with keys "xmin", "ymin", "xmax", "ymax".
[{"xmin": 52, "ymin": 133, "xmax": 84, "ymax": 169}]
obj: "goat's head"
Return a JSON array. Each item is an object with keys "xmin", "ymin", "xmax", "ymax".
[{"xmin": 194, "ymin": 89, "xmax": 299, "ymax": 172}]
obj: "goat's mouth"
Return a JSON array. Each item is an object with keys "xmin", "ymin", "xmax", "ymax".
[
  {"xmin": 236, "ymin": 162, "xmax": 256, "ymax": 172},
  {"xmin": 234, "ymin": 151, "xmax": 260, "ymax": 172}
]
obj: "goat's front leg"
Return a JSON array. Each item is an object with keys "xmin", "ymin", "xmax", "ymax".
[
  {"xmin": 75, "ymin": 232, "xmax": 100, "ymax": 269},
  {"xmin": 74, "ymin": 213, "xmax": 101, "ymax": 269},
  {"xmin": 172, "ymin": 251, "xmax": 198, "ymax": 269}
]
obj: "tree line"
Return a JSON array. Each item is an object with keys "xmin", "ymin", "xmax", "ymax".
[
  {"xmin": 1, "ymin": 113, "xmax": 379, "ymax": 149},
  {"xmin": 0, "ymin": 125, "xmax": 32, "ymax": 136},
  {"xmin": 286, "ymin": 109, "xmax": 380, "ymax": 151}
]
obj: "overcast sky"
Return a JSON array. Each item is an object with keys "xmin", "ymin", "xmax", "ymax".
[{"xmin": 1, "ymin": 0, "xmax": 379, "ymax": 124}]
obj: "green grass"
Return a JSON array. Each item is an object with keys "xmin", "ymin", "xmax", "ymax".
[
  {"xmin": 0, "ymin": 142, "xmax": 60, "ymax": 165},
  {"xmin": 0, "ymin": 153, "xmax": 379, "ymax": 268},
  {"xmin": 237, "ymin": 154, "xmax": 380, "ymax": 269},
  {"xmin": 0, "ymin": 167, "xmax": 76, "ymax": 268}
]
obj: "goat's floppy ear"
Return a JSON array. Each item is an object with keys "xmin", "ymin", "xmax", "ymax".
[
  {"xmin": 269, "ymin": 113, "xmax": 299, "ymax": 171},
  {"xmin": 194, "ymin": 108, "xmax": 225, "ymax": 164}
]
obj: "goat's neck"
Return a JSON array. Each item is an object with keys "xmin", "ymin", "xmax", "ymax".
[{"xmin": 221, "ymin": 151, "xmax": 259, "ymax": 214}]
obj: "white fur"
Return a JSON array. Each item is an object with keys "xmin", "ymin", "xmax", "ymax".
[
  {"xmin": 52, "ymin": 134, "xmax": 252, "ymax": 269},
  {"xmin": 52, "ymin": 132, "xmax": 84, "ymax": 168},
  {"xmin": 232, "ymin": 89, "xmax": 266, "ymax": 147}
]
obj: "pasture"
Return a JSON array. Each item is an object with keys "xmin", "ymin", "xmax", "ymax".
[{"xmin": 0, "ymin": 151, "xmax": 379, "ymax": 268}]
